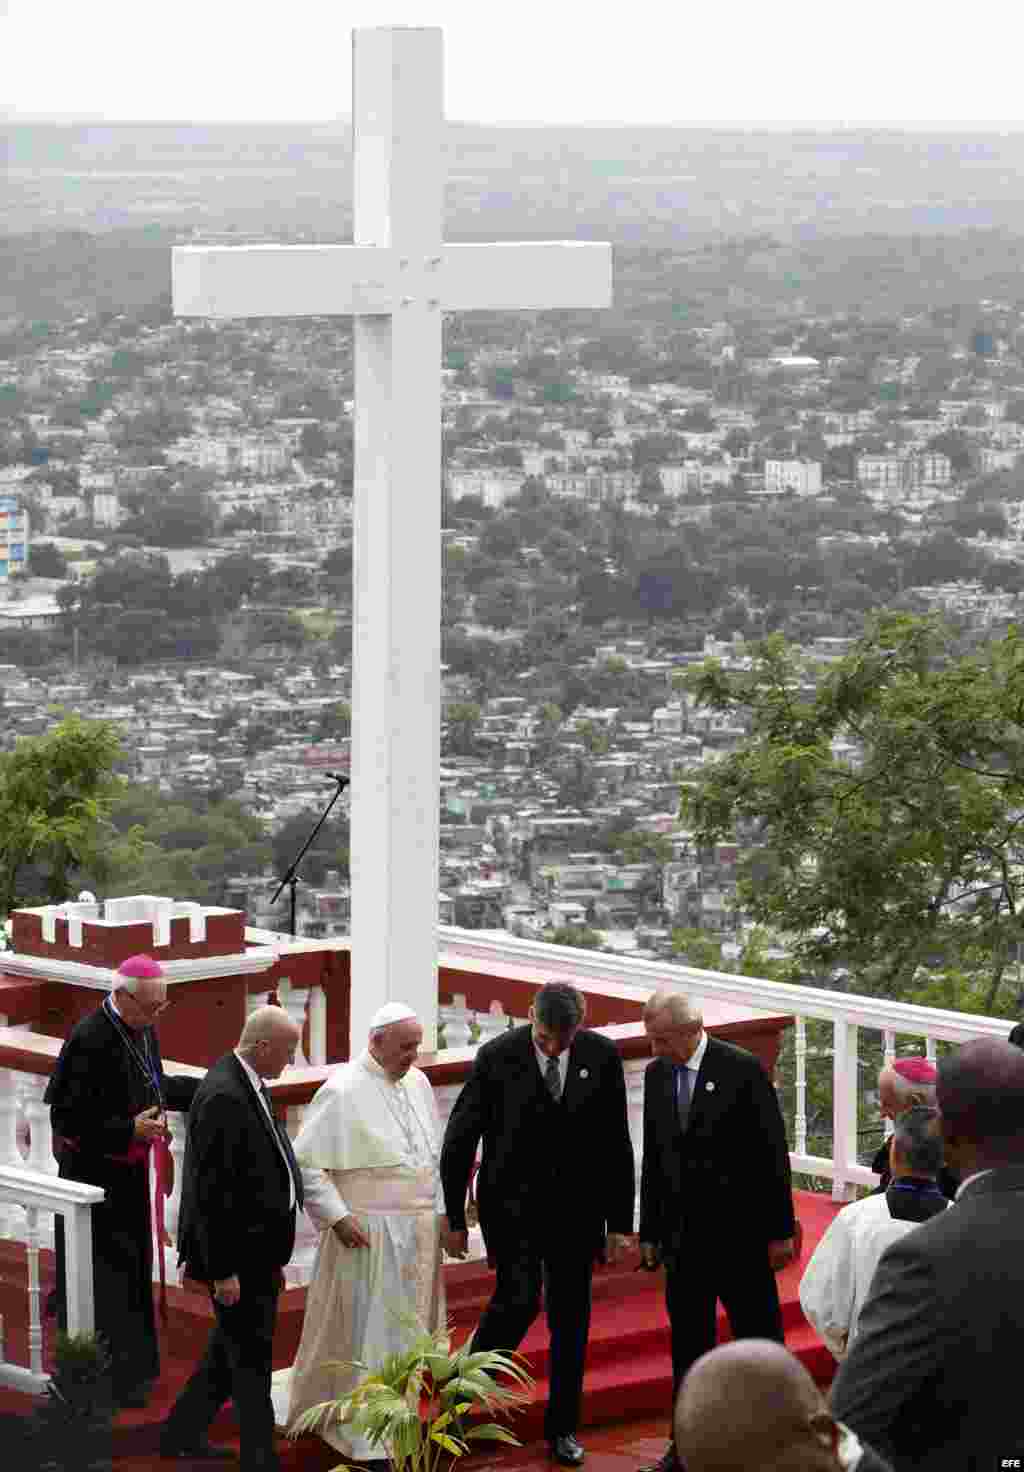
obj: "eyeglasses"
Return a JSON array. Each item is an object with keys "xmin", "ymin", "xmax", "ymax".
[{"xmin": 127, "ymin": 995, "xmax": 171, "ymax": 1017}]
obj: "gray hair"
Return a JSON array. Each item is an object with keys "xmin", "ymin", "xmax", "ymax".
[
  {"xmin": 643, "ymin": 989, "xmax": 703, "ymax": 1029},
  {"xmin": 533, "ymin": 982, "xmax": 586, "ymax": 1033},
  {"xmin": 892, "ymin": 1105, "xmax": 943, "ymax": 1176}
]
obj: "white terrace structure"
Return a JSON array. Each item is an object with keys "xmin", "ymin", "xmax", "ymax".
[{"xmin": 0, "ymin": 920, "xmax": 1012, "ymax": 1393}]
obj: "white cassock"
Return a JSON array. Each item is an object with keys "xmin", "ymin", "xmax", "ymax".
[
  {"xmin": 798, "ymin": 1192, "xmax": 945, "ymax": 1360},
  {"xmin": 286, "ymin": 1050, "xmax": 446, "ymax": 1458}
]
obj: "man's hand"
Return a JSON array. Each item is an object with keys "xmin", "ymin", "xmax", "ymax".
[
  {"xmin": 604, "ymin": 1232, "xmax": 633, "ymax": 1265},
  {"xmin": 638, "ymin": 1241, "xmax": 662, "ymax": 1272},
  {"xmin": 213, "ymin": 1274, "xmax": 241, "ymax": 1305},
  {"xmin": 133, "ymin": 1105, "xmax": 167, "ymax": 1142},
  {"xmin": 442, "ymin": 1226, "xmax": 469, "ymax": 1259},
  {"xmin": 767, "ymin": 1237, "xmax": 796, "ymax": 1272},
  {"xmin": 332, "ymin": 1214, "xmax": 371, "ymax": 1249}
]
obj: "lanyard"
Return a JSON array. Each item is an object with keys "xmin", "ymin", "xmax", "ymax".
[{"xmin": 103, "ymin": 997, "xmax": 163, "ymax": 1105}]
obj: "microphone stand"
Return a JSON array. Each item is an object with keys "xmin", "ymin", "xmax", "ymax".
[{"xmin": 270, "ymin": 775, "xmax": 350, "ymax": 938}]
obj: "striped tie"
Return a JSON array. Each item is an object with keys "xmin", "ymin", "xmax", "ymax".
[{"xmin": 545, "ymin": 1055, "xmax": 562, "ymax": 1102}]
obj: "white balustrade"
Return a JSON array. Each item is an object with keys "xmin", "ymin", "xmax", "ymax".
[
  {"xmin": 0, "ymin": 1164, "xmax": 103, "ymax": 1394},
  {"xmin": 307, "ymin": 984, "xmax": 328, "ymax": 1066},
  {"xmin": 277, "ymin": 978, "xmax": 310, "ymax": 1066},
  {"xmin": 475, "ymin": 1000, "xmax": 510, "ymax": 1044},
  {"xmin": 0, "ymin": 1068, "xmax": 23, "ymax": 1236},
  {"xmin": 623, "ymin": 1056, "xmax": 647, "ymax": 1228},
  {"xmin": 440, "ymin": 994, "xmax": 473, "ymax": 1050},
  {"xmin": 24, "ymin": 1205, "xmax": 43, "ymax": 1377},
  {"xmin": 163, "ymin": 1109, "xmax": 188, "ymax": 1283},
  {"xmin": 794, "ymin": 1016, "xmax": 808, "ymax": 1158}
]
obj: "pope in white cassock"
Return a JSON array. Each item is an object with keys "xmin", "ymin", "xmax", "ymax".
[{"xmin": 286, "ymin": 1002, "xmax": 456, "ymax": 1459}]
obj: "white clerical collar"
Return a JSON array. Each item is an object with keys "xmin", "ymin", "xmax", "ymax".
[{"xmin": 683, "ymin": 1029, "xmax": 708, "ymax": 1074}]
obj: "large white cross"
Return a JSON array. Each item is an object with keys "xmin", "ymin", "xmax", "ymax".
[{"xmin": 172, "ymin": 27, "xmax": 612, "ymax": 1053}]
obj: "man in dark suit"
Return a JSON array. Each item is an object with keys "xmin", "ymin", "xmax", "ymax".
[
  {"xmin": 675, "ymin": 1340, "xmax": 893, "ymax": 1472},
  {"xmin": 830, "ymin": 1037, "xmax": 1024, "ymax": 1472},
  {"xmin": 44, "ymin": 953, "xmax": 199, "ymax": 1409},
  {"xmin": 638, "ymin": 989, "xmax": 795, "ymax": 1472},
  {"xmin": 158, "ymin": 1005, "xmax": 304, "ymax": 1469},
  {"xmin": 441, "ymin": 982, "xmax": 635, "ymax": 1467}
]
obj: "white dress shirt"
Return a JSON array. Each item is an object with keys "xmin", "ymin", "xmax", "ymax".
[
  {"xmin": 534, "ymin": 1039, "xmax": 571, "ymax": 1093},
  {"xmin": 234, "ymin": 1049, "xmax": 297, "ymax": 1209}
]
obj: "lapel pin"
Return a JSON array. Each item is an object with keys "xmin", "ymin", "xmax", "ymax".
[
  {"xmin": 705, "ymin": 1080, "xmax": 715, "ymax": 1092},
  {"xmin": 579, "ymin": 1068, "xmax": 589, "ymax": 1079}
]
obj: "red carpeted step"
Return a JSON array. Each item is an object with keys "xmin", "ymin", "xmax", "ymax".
[{"xmin": 0, "ymin": 1189, "xmax": 844, "ymax": 1464}]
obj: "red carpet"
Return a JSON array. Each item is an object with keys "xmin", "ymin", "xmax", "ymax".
[{"xmin": 0, "ymin": 1190, "xmax": 843, "ymax": 1468}]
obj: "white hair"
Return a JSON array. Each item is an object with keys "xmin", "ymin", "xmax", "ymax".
[{"xmin": 643, "ymin": 989, "xmax": 703, "ymax": 1028}]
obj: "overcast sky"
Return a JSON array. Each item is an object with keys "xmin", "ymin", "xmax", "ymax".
[{"xmin": 4, "ymin": 0, "xmax": 1024, "ymax": 127}]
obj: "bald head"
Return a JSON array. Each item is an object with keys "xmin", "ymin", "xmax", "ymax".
[
  {"xmin": 938, "ymin": 1038, "xmax": 1024, "ymax": 1169},
  {"xmin": 675, "ymin": 1341, "xmax": 840, "ymax": 1472},
  {"xmin": 238, "ymin": 1004, "xmax": 301, "ymax": 1080}
]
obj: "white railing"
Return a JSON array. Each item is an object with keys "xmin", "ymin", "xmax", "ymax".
[
  {"xmin": 0, "ymin": 1165, "xmax": 104, "ymax": 1393},
  {"xmin": 435, "ymin": 927, "xmax": 1012, "ymax": 1199},
  {"xmin": 0, "ymin": 926, "xmax": 1015, "ymax": 1321}
]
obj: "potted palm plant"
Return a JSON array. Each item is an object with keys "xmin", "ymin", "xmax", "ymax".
[{"xmin": 289, "ymin": 1318, "xmax": 535, "ymax": 1472}]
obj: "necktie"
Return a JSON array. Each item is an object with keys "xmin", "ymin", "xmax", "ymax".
[
  {"xmin": 545, "ymin": 1054, "xmax": 562, "ymax": 1103},
  {"xmin": 676, "ymin": 1065, "xmax": 692, "ymax": 1132},
  {"xmin": 260, "ymin": 1082, "xmax": 304, "ymax": 1209}
]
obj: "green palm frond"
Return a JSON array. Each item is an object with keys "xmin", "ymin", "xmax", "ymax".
[{"xmin": 287, "ymin": 1312, "xmax": 535, "ymax": 1472}]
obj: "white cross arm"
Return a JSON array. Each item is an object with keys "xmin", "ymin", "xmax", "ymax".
[{"xmin": 172, "ymin": 241, "xmax": 612, "ymax": 319}]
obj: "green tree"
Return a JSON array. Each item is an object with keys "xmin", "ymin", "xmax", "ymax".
[
  {"xmin": 670, "ymin": 927, "xmax": 724, "ymax": 969},
  {"xmin": 549, "ymin": 925, "xmax": 604, "ymax": 949},
  {"xmin": 680, "ymin": 615, "xmax": 1024, "ymax": 1009},
  {"xmin": 0, "ymin": 716, "xmax": 125, "ymax": 914}
]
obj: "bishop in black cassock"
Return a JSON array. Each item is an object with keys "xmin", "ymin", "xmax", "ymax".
[{"xmin": 44, "ymin": 955, "xmax": 198, "ymax": 1407}]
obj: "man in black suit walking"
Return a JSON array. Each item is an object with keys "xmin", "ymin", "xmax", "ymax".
[
  {"xmin": 638, "ymin": 989, "xmax": 795, "ymax": 1472},
  {"xmin": 441, "ymin": 982, "xmax": 635, "ymax": 1467},
  {"xmin": 159, "ymin": 1005, "xmax": 304, "ymax": 1469},
  {"xmin": 830, "ymin": 1037, "xmax": 1024, "ymax": 1472}
]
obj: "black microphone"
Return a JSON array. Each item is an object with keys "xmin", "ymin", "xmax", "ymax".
[{"xmin": 325, "ymin": 772, "xmax": 350, "ymax": 787}]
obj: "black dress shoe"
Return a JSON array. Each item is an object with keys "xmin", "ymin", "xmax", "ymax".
[
  {"xmin": 159, "ymin": 1440, "xmax": 235, "ymax": 1461},
  {"xmin": 637, "ymin": 1443, "xmax": 682, "ymax": 1472},
  {"xmin": 550, "ymin": 1434, "xmax": 585, "ymax": 1466}
]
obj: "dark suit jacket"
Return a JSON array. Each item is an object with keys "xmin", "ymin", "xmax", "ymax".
[
  {"xmin": 639, "ymin": 1036, "xmax": 795, "ymax": 1253},
  {"xmin": 45, "ymin": 1005, "xmax": 197, "ymax": 1190},
  {"xmin": 830, "ymin": 1166, "xmax": 1024, "ymax": 1472},
  {"xmin": 854, "ymin": 1440, "xmax": 895, "ymax": 1472},
  {"xmin": 440, "ymin": 1024, "xmax": 635, "ymax": 1257},
  {"xmin": 177, "ymin": 1052, "xmax": 296, "ymax": 1283}
]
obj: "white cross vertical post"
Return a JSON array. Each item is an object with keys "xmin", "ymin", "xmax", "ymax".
[{"xmin": 171, "ymin": 26, "xmax": 613, "ymax": 1056}]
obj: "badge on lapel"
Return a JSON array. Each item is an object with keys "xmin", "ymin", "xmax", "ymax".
[
  {"xmin": 705, "ymin": 1080, "xmax": 715, "ymax": 1092},
  {"xmin": 579, "ymin": 1069, "xmax": 589, "ymax": 1080}
]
